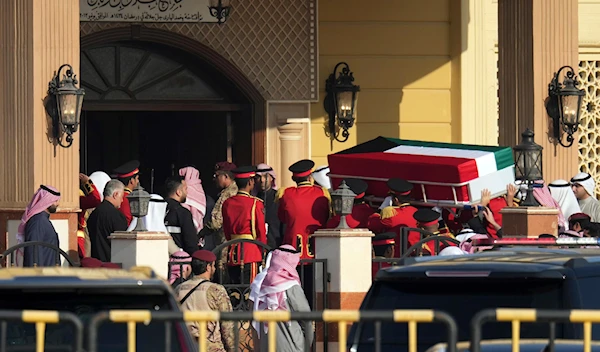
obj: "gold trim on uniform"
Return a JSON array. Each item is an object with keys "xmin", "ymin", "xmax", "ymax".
[
  {"xmin": 275, "ymin": 187, "xmax": 288, "ymax": 202},
  {"xmin": 82, "ymin": 181, "xmax": 94, "ymax": 196},
  {"xmin": 229, "ymin": 234, "xmax": 254, "ymax": 265},
  {"xmin": 251, "ymin": 198, "xmax": 257, "ymax": 239},
  {"xmin": 380, "ymin": 206, "xmax": 397, "ymax": 220},
  {"xmin": 296, "ymin": 234, "xmax": 315, "ymax": 258}
]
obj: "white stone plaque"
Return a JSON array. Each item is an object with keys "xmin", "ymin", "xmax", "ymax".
[{"xmin": 80, "ymin": 0, "xmax": 220, "ymax": 23}]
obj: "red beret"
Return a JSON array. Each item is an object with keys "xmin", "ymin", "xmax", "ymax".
[
  {"xmin": 80, "ymin": 257, "xmax": 103, "ymax": 268},
  {"xmin": 569, "ymin": 212, "xmax": 591, "ymax": 221},
  {"xmin": 191, "ymin": 250, "xmax": 217, "ymax": 262},
  {"xmin": 215, "ymin": 161, "xmax": 237, "ymax": 172}
]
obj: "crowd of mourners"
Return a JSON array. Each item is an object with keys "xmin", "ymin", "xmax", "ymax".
[{"xmin": 15, "ymin": 155, "xmax": 600, "ymax": 351}]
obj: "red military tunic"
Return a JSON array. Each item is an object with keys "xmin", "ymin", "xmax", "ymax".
[
  {"xmin": 368, "ymin": 204, "xmax": 418, "ymax": 257},
  {"xmin": 78, "ymin": 180, "xmax": 102, "ymax": 258},
  {"xmin": 486, "ymin": 197, "xmax": 508, "ymax": 239},
  {"xmin": 118, "ymin": 188, "xmax": 133, "ymax": 226},
  {"xmin": 222, "ymin": 191, "xmax": 267, "ymax": 265},
  {"xmin": 327, "ymin": 203, "xmax": 375, "ymax": 229},
  {"xmin": 277, "ymin": 181, "xmax": 331, "ymax": 260},
  {"xmin": 78, "ymin": 181, "xmax": 101, "ymax": 231}
]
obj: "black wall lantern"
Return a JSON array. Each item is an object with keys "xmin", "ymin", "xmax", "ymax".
[
  {"xmin": 208, "ymin": 0, "xmax": 231, "ymax": 24},
  {"xmin": 546, "ymin": 65, "xmax": 585, "ymax": 148},
  {"xmin": 47, "ymin": 64, "xmax": 85, "ymax": 148},
  {"xmin": 513, "ymin": 128, "xmax": 543, "ymax": 207},
  {"xmin": 324, "ymin": 62, "xmax": 360, "ymax": 143}
]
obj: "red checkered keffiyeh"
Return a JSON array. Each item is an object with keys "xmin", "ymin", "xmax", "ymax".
[
  {"xmin": 252, "ymin": 245, "xmax": 301, "ymax": 332},
  {"xmin": 16, "ymin": 185, "xmax": 61, "ymax": 264}
]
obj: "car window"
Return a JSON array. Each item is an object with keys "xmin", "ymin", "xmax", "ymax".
[
  {"xmin": 0, "ymin": 288, "xmax": 187, "ymax": 352},
  {"xmin": 349, "ymin": 278, "xmax": 565, "ymax": 352}
]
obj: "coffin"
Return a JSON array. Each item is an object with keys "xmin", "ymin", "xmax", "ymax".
[{"xmin": 327, "ymin": 136, "xmax": 515, "ymax": 206}]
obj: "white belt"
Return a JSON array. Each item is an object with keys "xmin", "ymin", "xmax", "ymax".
[{"xmin": 166, "ymin": 226, "xmax": 181, "ymax": 234}]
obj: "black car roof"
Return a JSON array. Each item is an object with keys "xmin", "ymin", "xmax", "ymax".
[
  {"xmin": 0, "ymin": 267, "xmax": 170, "ymax": 291},
  {"xmin": 378, "ymin": 247, "xmax": 600, "ymax": 280}
]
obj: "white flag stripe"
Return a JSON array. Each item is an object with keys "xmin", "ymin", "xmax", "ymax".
[{"xmin": 383, "ymin": 145, "xmax": 498, "ymax": 177}]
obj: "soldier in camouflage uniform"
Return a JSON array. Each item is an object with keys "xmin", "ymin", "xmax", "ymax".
[
  {"xmin": 206, "ymin": 162, "xmax": 238, "ymax": 274},
  {"xmin": 175, "ymin": 250, "xmax": 235, "ymax": 352}
]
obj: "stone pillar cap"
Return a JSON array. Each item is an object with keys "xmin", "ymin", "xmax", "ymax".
[
  {"xmin": 312, "ymin": 228, "xmax": 374, "ymax": 238},
  {"xmin": 108, "ymin": 231, "xmax": 172, "ymax": 240},
  {"xmin": 500, "ymin": 207, "xmax": 559, "ymax": 215}
]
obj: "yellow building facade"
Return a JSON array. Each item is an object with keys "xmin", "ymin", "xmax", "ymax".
[
  {"xmin": 312, "ymin": 0, "xmax": 590, "ymax": 183},
  {"xmin": 0, "ymin": 0, "xmax": 583, "ymax": 258},
  {"xmin": 311, "ymin": 0, "xmax": 463, "ymax": 167}
]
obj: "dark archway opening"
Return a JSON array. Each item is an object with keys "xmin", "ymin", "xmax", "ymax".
[{"xmin": 79, "ymin": 33, "xmax": 261, "ymax": 199}]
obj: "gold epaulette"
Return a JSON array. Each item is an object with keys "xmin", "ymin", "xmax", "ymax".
[
  {"xmin": 321, "ymin": 186, "xmax": 332, "ymax": 203},
  {"xmin": 442, "ymin": 229, "xmax": 455, "ymax": 239},
  {"xmin": 380, "ymin": 206, "xmax": 397, "ymax": 220},
  {"xmin": 275, "ymin": 187, "xmax": 288, "ymax": 202}
]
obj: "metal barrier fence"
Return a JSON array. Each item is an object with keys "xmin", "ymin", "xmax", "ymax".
[
  {"xmin": 471, "ymin": 308, "xmax": 600, "ymax": 352},
  {"xmin": 399, "ymin": 227, "xmax": 460, "ymax": 257},
  {"xmin": 371, "ymin": 232, "xmax": 461, "ymax": 277},
  {"xmin": 168, "ymin": 239, "xmax": 330, "ymax": 352},
  {"xmin": 0, "ymin": 309, "xmax": 83, "ymax": 352},
  {"xmin": 2, "ymin": 242, "xmax": 76, "ymax": 267},
  {"xmin": 87, "ymin": 309, "xmax": 457, "ymax": 352},
  {"xmin": 15, "ymin": 307, "xmax": 600, "ymax": 352}
]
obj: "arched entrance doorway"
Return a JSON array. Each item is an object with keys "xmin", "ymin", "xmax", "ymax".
[{"xmin": 80, "ymin": 27, "xmax": 265, "ymax": 198}]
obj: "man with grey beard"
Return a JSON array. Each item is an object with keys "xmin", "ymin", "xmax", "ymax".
[{"xmin": 88, "ymin": 179, "xmax": 128, "ymax": 262}]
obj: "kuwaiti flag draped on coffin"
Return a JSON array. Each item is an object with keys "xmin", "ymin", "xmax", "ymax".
[{"xmin": 327, "ymin": 137, "xmax": 515, "ymax": 205}]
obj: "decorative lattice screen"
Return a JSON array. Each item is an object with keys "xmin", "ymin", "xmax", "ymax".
[
  {"xmin": 80, "ymin": 0, "xmax": 318, "ymax": 101},
  {"xmin": 578, "ymin": 60, "xmax": 600, "ymax": 197}
]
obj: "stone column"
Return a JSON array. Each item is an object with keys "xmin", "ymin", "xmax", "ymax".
[
  {"xmin": 498, "ymin": 0, "xmax": 579, "ymax": 182},
  {"xmin": 460, "ymin": 0, "xmax": 501, "ymax": 145},
  {"xmin": 0, "ymin": 0, "xmax": 80, "ymax": 260},
  {"xmin": 267, "ymin": 102, "xmax": 311, "ymax": 189},
  {"xmin": 313, "ymin": 228, "xmax": 373, "ymax": 352},
  {"xmin": 109, "ymin": 231, "xmax": 171, "ymax": 279},
  {"xmin": 277, "ymin": 124, "xmax": 305, "ymax": 188}
]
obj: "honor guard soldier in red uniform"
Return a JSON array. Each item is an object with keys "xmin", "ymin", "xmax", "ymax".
[
  {"xmin": 411, "ymin": 208, "xmax": 456, "ymax": 256},
  {"xmin": 78, "ymin": 173, "xmax": 102, "ymax": 258},
  {"xmin": 277, "ymin": 159, "xmax": 331, "ymax": 259},
  {"xmin": 371, "ymin": 232, "xmax": 396, "ymax": 279},
  {"xmin": 112, "ymin": 160, "xmax": 140, "ymax": 226},
  {"xmin": 277, "ymin": 159, "xmax": 330, "ymax": 308},
  {"xmin": 222, "ymin": 166, "xmax": 267, "ymax": 284},
  {"xmin": 327, "ymin": 178, "xmax": 375, "ymax": 229},
  {"xmin": 368, "ymin": 178, "xmax": 418, "ymax": 256}
]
